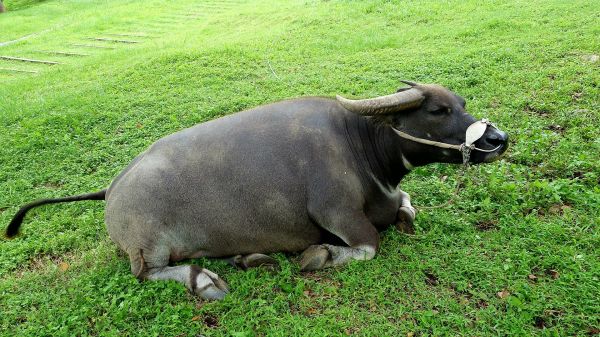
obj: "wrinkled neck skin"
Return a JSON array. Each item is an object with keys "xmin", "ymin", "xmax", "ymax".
[
  {"xmin": 343, "ymin": 114, "xmax": 410, "ymax": 189},
  {"xmin": 343, "ymin": 114, "xmax": 448, "ymax": 190}
]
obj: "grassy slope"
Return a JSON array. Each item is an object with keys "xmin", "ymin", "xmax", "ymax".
[{"xmin": 1, "ymin": 0, "xmax": 599, "ymax": 335}]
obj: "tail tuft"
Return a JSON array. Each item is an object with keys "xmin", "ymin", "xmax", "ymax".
[{"xmin": 5, "ymin": 206, "xmax": 29, "ymax": 238}]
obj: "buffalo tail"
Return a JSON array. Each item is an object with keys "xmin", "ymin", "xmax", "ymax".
[{"xmin": 5, "ymin": 189, "xmax": 106, "ymax": 238}]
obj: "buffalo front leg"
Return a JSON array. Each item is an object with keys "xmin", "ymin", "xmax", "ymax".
[
  {"xmin": 301, "ymin": 209, "xmax": 379, "ymax": 271},
  {"xmin": 395, "ymin": 190, "xmax": 416, "ymax": 234},
  {"xmin": 300, "ymin": 243, "xmax": 376, "ymax": 271}
]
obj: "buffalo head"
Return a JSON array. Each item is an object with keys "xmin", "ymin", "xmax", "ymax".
[{"xmin": 336, "ymin": 81, "xmax": 508, "ymax": 168}]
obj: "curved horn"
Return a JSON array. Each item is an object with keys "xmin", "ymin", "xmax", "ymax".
[{"xmin": 336, "ymin": 88, "xmax": 424, "ymax": 115}]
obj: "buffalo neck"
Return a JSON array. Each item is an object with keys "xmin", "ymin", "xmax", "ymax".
[{"xmin": 342, "ymin": 113, "xmax": 410, "ymax": 189}]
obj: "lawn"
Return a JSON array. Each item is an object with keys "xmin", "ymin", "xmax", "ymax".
[{"xmin": 1, "ymin": 0, "xmax": 599, "ymax": 335}]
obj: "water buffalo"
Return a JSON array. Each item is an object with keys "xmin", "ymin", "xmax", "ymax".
[{"xmin": 6, "ymin": 81, "xmax": 508, "ymax": 300}]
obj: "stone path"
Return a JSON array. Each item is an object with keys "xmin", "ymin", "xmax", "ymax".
[{"xmin": 0, "ymin": 0, "xmax": 241, "ymax": 77}]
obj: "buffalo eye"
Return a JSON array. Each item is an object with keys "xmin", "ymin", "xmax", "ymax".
[{"xmin": 429, "ymin": 107, "xmax": 451, "ymax": 115}]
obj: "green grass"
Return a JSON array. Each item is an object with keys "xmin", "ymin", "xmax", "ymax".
[
  {"xmin": 2, "ymin": 0, "xmax": 48, "ymax": 12},
  {"xmin": 1, "ymin": 0, "xmax": 599, "ymax": 335}
]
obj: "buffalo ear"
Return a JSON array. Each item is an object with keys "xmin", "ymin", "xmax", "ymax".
[
  {"xmin": 396, "ymin": 86, "xmax": 411, "ymax": 93},
  {"xmin": 369, "ymin": 113, "xmax": 396, "ymax": 127}
]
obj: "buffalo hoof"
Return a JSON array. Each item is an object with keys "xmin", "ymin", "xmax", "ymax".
[
  {"xmin": 300, "ymin": 245, "xmax": 330, "ymax": 271},
  {"xmin": 231, "ymin": 253, "xmax": 279, "ymax": 270},
  {"xmin": 395, "ymin": 206, "xmax": 416, "ymax": 234},
  {"xmin": 194, "ymin": 268, "xmax": 229, "ymax": 300}
]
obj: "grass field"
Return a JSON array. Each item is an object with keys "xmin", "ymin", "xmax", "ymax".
[{"xmin": 1, "ymin": 0, "xmax": 599, "ymax": 335}]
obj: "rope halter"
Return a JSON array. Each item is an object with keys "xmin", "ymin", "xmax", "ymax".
[{"xmin": 391, "ymin": 119, "xmax": 501, "ymax": 166}]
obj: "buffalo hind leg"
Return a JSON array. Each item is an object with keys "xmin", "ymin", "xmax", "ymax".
[
  {"xmin": 128, "ymin": 248, "xmax": 228, "ymax": 300},
  {"xmin": 395, "ymin": 190, "xmax": 416, "ymax": 234},
  {"xmin": 225, "ymin": 253, "xmax": 279, "ymax": 270},
  {"xmin": 146, "ymin": 265, "xmax": 229, "ymax": 300}
]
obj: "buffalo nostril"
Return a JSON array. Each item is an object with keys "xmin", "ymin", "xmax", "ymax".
[{"xmin": 486, "ymin": 131, "xmax": 508, "ymax": 147}]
